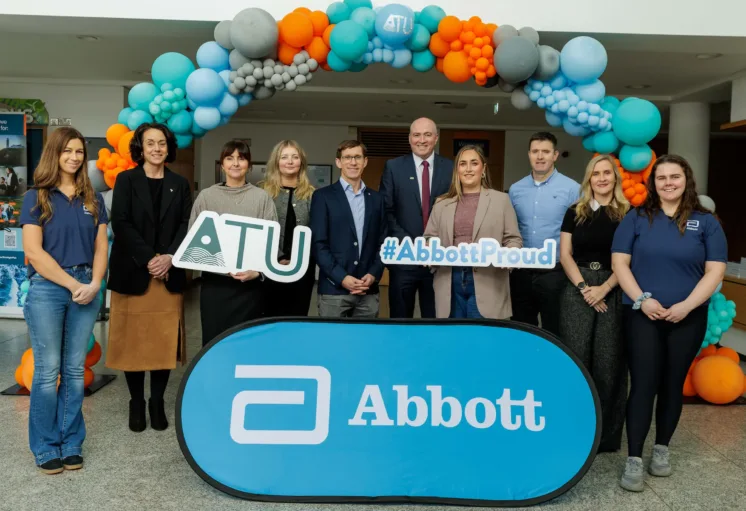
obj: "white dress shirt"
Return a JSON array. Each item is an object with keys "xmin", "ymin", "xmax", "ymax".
[{"xmin": 412, "ymin": 152, "xmax": 435, "ymax": 201}]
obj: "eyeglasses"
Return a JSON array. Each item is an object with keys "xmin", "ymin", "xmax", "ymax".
[{"xmin": 340, "ymin": 155, "xmax": 364, "ymax": 162}]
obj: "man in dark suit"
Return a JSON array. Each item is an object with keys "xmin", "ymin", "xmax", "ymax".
[
  {"xmin": 378, "ymin": 117, "xmax": 453, "ymax": 318},
  {"xmin": 310, "ymin": 140, "xmax": 387, "ymax": 318}
]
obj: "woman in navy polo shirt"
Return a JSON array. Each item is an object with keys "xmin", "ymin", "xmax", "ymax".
[
  {"xmin": 611, "ymin": 154, "xmax": 727, "ymax": 492},
  {"xmin": 20, "ymin": 127, "xmax": 109, "ymax": 474}
]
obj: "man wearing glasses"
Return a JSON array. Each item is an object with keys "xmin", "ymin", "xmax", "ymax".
[{"xmin": 310, "ymin": 140, "xmax": 387, "ymax": 318}]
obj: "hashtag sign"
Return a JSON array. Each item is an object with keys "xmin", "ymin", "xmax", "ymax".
[{"xmin": 382, "ymin": 238, "xmax": 397, "ymax": 260}]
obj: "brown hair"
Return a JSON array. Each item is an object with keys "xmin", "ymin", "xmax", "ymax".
[
  {"xmin": 219, "ymin": 139, "xmax": 251, "ymax": 164},
  {"xmin": 640, "ymin": 154, "xmax": 710, "ymax": 234},
  {"xmin": 261, "ymin": 140, "xmax": 314, "ymax": 201},
  {"xmin": 336, "ymin": 140, "xmax": 367, "ymax": 159},
  {"xmin": 574, "ymin": 154, "xmax": 629, "ymax": 225},
  {"xmin": 129, "ymin": 122, "xmax": 178, "ymax": 166},
  {"xmin": 440, "ymin": 145, "xmax": 492, "ymax": 202},
  {"xmin": 31, "ymin": 127, "xmax": 99, "ymax": 226}
]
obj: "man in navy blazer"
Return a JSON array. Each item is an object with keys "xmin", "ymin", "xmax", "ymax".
[
  {"xmin": 310, "ymin": 140, "xmax": 387, "ymax": 318},
  {"xmin": 378, "ymin": 117, "xmax": 453, "ymax": 318}
]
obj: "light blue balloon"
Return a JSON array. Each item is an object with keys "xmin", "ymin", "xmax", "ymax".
[
  {"xmin": 372, "ymin": 48, "xmax": 384, "ymax": 62},
  {"xmin": 373, "ymin": 36, "xmax": 384, "ymax": 49},
  {"xmin": 167, "ymin": 110, "xmax": 193, "ymax": 134},
  {"xmin": 327, "ymin": 51, "xmax": 352, "ymax": 71},
  {"xmin": 574, "ymin": 80, "xmax": 606, "ymax": 104},
  {"xmin": 558, "ymin": 100, "xmax": 570, "ymax": 113},
  {"xmin": 588, "ymin": 103, "xmax": 601, "ymax": 116},
  {"xmin": 550, "ymin": 74, "xmax": 568, "ymax": 90},
  {"xmin": 567, "ymin": 106, "xmax": 579, "ymax": 118},
  {"xmin": 127, "ymin": 110, "xmax": 154, "ymax": 131},
  {"xmin": 588, "ymin": 115, "xmax": 600, "ymax": 127},
  {"xmin": 151, "ymin": 52, "xmax": 196, "ymax": 91},
  {"xmin": 582, "ymin": 134, "xmax": 596, "ymax": 152},
  {"xmin": 186, "ymin": 68, "xmax": 226, "ymax": 107},
  {"xmin": 541, "ymin": 85, "xmax": 553, "ymax": 97},
  {"xmin": 613, "ymin": 98, "xmax": 662, "ymax": 146},
  {"xmin": 602, "ymin": 96, "xmax": 620, "ymax": 114},
  {"xmin": 598, "ymin": 118, "xmax": 609, "ymax": 130},
  {"xmin": 363, "ymin": 53, "xmax": 374, "ymax": 64},
  {"xmin": 529, "ymin": 91, "xmax": 541, "ymax": 102},
  {"xmin": 218, "ymin": 93, "xmax": 239, "ymax": 117},
  {"xmin": 238, "ymin": 93, "xmax": 252, "ymax": 107},
  {"xmin": 193, "ymin": 106, "xmax": 222, "ymax": 131},
  {"xmin": 20, "ymin": 294, "xmax": 26, "ymax": 306},
  {"xmin": 219, "ymin": 70, "xmax": 232, "ymax": 89},
  {"xmin": 128, "ymin": 82, "xmax": 159, "ymax": 110},
  {"xmin": 564, "ymin": 118, "xmax": 591, "ymax": 137},
  {"xmin": 418, "ymin": 5, "xmax": 445, "ymax": 33},
  {"xmin": 382, "ymin": 48, "xmax": 394, "ymax": 63},
  {"xmin": 327, "ymin": 2, "xmax": 352, "ymax": 24},
  {"xmin": 20, "ymin": 280, "xmax": 29, "ymax": 294},
  {"xmin": 406, "ymin": 23, "xmax": 431, "ymax": 52},
  {"xmin": 330, "ymin": 20, "xmax": 369, "ymax": 62},
  {"xmin": 577, "ymin": 112, "xmax": 589, "ymax": 124},
  {"xmin": 196, "ymin": 41, "xmax": 230, "ymax": 72},
  {"xmin": 410, "ymin": 49, "xmax": 435, "ymax": 72},
  {"xmin": 545, "ymin": 96, "xmax": 556, "ymax": 107},
  {"xmin": 375, "ymin": 4, "xmax": 415, "ymax": 47},
  {"xmin": 546, "ymin": 111, "xmax": 564, "ymax": 127},
  {"xmin": 175, "ymin": 133, "xmax": 193, "ymax": 149},
  {"xmin": 350, "ymin": 7, "xmax": 377, "ymax": 37},
  {"xmin": 568, "ymin": 94, "xmax": 579, "ymax": 106},
  {"xmin": 619, "ymin": 144, "xmax": 653, "ymax": 171},
  {"xmin": 537, "ymin": 98, "xmax": 546, "ymax": 109},
  {"xmin": 593, "ymin": 131, "xmax": 620, "ymax": 153},
  {"xmin": 551, "ymin": 103, "xmax": 561, "ymax": 114},
  {"xmin": 118, "ymin": 107, "xmax": 134, "ymax": 125},
  {"xmin": 560, "ymin": 36, "xmax": 608, "ymax": 84},
  {"xmin": 367, "ymin": 41, "xmax": 375, "ymax": 52},
  {"xmin": 553, "ymin": 90, "xmax": 567, "ymax": 101},
  {"xmin": 191, "ymin": 115, "xmax": 207, "ymax": 137}
]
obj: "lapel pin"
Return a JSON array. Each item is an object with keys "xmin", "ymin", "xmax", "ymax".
[
  {"xmin": 410, "ymin": 176, "xmax": 415, "ymax": 180},
  {"xmin": 170, "ymin": 188, "xmax": 173, "ymax": 192}
]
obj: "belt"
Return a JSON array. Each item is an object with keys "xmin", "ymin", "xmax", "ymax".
[{"xmin": 577, "ymin": 261, "xmax": 606, "ymax": 271}]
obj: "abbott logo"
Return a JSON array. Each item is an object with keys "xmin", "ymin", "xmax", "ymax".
[{"xmin": 229, "ymin": 365, "xmax": 331, "ymax": 445}]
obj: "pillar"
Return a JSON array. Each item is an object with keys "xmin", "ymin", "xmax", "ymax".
[{"xmin": 667, "ymin": 102, "xmax": 710, "ymax": 194}]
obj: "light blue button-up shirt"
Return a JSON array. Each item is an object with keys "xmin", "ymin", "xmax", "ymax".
[
  {"xmin": 340, "ymin": 177, "xmax": 366, "ymax": 256},
  {"xmin": 508, "ymin": 169, "xmax": 580, "ymax": 259}
]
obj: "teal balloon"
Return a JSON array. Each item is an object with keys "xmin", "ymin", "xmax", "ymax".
[
  {"xmin": 127, "ymin": 110, "xmax": 154, "ymax": 131},
  {"xmin": 711, "ymin": 326, "xmax": 723, "ymax": 337},
  {"xmin": 726, "ymin": 300, "xmax": 737, "ymax": 311},
  {"xmin": 728, "ymin": 308, "xmax": 737, "ymax": 319},
  {"xmin": 619, "ymin": 144, "xmax": 653, "ymax": 171},
  {"xmin": 168, "ymin": 110, "xmax": 192, "ymax": 134},
  {"xmin": 593, "ymin": 131, "xmax": 620, "ymax": 154},
  {"xmin": 118, "ymin": 107, "xmax": 134, "ymax": 125},
  {"xmin": 350, "ymin": 7, "xmax": 377, "ymax": 37},
  {"xmin": 601, "ymin": 96, "xmax": 620, "ymax": 115},
  {"xmin": 582, "ymin": 134, "xmax": 596, "ymax": 152},
  {"xmin": 708, "ymin": 313, "xmax": 718, "ymax": 325},
  {"xmin": 406, "ymin": 24, "xmax": 431, "ymax": 52},
  {"xmin": 20, "ymin": 280, "xmax": 29, "ymax": 294},
  {"xmin": 128, "ymin": 83, "xmax": 158, "ymax": 110},
  {"xmin": 345, "ymin": 0, "xmax": 373, "ymax": 9},
  {"xmin": 714, "ymin": 292, "xmax": 727, "ymax": 304},
  {"xmin": 613, "ymin": 98, "xmax": 662, "ymax": 146},
  {"xmin": 327, "ymin": 2, "xmax": 352, "ymax": 24},
  {"xmin": 175, "ymin": 134, "xmax": 193, "ymax": 149},
  {"xmin": 327, "ymin": 51, "xmax": 352, "ymax": 71},
  {"xmin": 87, "ymin": 334, "xmax": 95, "ymax": 353},
  {"xmin": 349, "ymin": 61, "xmax": 368, "ymax": 72},
  {"xmin": 411, "ymin": 49, "xmax": 436, "ymax": 72},
  {"xmin": 20, "ymin": 294, "xmax": 26, "ymax": 306},
  {"xmin": 151, "ymin": 52, "xmax": 195, "ymax": 91},
  {"xmin": 330, "ymin": 20, "xmax": 369, "ymax": 62},
  {"xmin": 418, "ymin": 5, "xmax": 446, "ymax": 34}
]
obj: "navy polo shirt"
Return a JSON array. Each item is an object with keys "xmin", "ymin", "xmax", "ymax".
[
  {"xmin": 611, "ymin": 208, "xmax": 728, "ymax": 308},
  {"xmin": 20, "ymin": 188, "xmax": 108, "ymax": 277}
]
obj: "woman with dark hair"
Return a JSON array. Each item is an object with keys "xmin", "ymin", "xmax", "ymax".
[
  {"xmin": 611, "ymin": 154, "xmax": 727, "ymax": 492},
  {"xmin": 20, "ymin": 127, "xmax": 109, "ymax": 473},
  {"xmin": 6, "ymin": 167, "xmax": 19, "ymax": 195},
  {"xmin": 189, "ymin": 139, "xmax": 277, "ymax": 346},
  {"xmin": 105, "ymin": 123, "xmax": 192, "ymax": 433}
]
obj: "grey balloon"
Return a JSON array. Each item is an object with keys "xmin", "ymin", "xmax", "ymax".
[
  {"xmin": 274, "ymin": 64, "xmax": 284, "ymax": 74},
  {"xmin": 533, "ymin": 45, "xmax": 560, "ymax": 81},
  {"xmin": 214, "ymin": 21, "xmax": 234, "ymax": 50},
  {"xmin": 263, "ymin": 59, "xmax": 275, "ymax": 67},
  {"xmin": 293, "ymin": 53, "xmax": 307, "ymax": 66},
  {"xmin": 498, "ymin": 78, "xmax": 516, "ymax": 93},
  {"xmin": 262, "ymin": 66, "xmax": 274, "ymax": 79},
  {"xmin": 270, "ymin": 74, "xmax": 284, "ymax": 87},
  {"xmin": 252, "ymin": 68, "xmax": 264, "ymax": 80},
  {"xmin": 264, "ymin": 79, "xmax": 272, "ymax": 87},
  {"xmin": 103, "ymin": 189, "xmax": 113, "ymax": 217},
  {"xmin": 288, "ymin": 65, "xmax": 299, "ymax": 78},
  {"xmin": 298, "ymin": 63, "xmax": 310, "ymax": 75},
  {"xmin": 229, "ymin": 71, "xmax": 238, "ymax": 81},
  {"xmin": 246, "ymin": 76, "xmax": 257, "ymax": 87},
  {"xmin": 307, "ymin": 59, "xmax": 319, "ymax": 72},
  {"xmin": 236, "ymin": 68, "xmax": 246, "ymax": 78},
  {"xmin": 229, "ymin": 49, "xmax": 250, "ymax": 70},
  {"xmin": 230, "ymin": 8, "xmax": 278, "ymax": 59},
  {"xmin": 493, "ymin": 24, "xmax": 518, "ymax": 46},
  {"xmin": 494, "ymin": 36, "xmax": 540, "ymax": 84},
  {"xmin": 518, "ymin": 26, "xmax": 540, "ymax": 45},
  {"xmin": 511, "ymin": 89, "xmax": 533, "ymax": 111},
  {"xmin": 235, "ymin": 77, "xmax": 246, "ymax": 89},
  {"xmin": 305, "ymin": 72, "xmax": 313, "ymax": 81},
  {"xmin": 253, "ymin": 85, "xmax": 276, "ymax": 100},
  {"xmin": 251, "ymin": 60, "xmax": 263, "ymax": 68},
  {"xmin": 87, "ymin": 161, "xmax": 108, "ymax": 193},
  {"xmin": 228, "ymin": 83, "xmax": 240, "ymax": 95},
  {"xmin": 294, "ymin": 74, "xmax": 307, "ymax": 86},
  {"xmin": 281, "ymin": 72, "xmax": 291, "ymax": 83},
  {"xmin": 285, "ymin": 81, "xmax": 298, "ymax": 92},
  {"xmin": 241, "ymin": 63, "xmax": 254, "ymax": 74}
]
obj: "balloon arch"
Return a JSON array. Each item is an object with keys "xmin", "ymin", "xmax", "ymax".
[{"xmin": 96, "ymin": 0, "xmax": 662, "ymax": 208}]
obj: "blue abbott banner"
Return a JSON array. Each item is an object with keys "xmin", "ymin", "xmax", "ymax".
[
  {"xmin": 177, "ymin": 319, "xmax": 600, "ymax": 507},
  {"xmin": 380, "ymin": 236, "xmax": 557, "ymax": 269},
  {"xmin": 172, "ymin": 211, "xmax": 311, "ymax": 283}
]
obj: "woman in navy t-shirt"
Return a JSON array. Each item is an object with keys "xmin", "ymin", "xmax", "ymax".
[
  {"xmin": 611, "ymin": 154, "xmax": 727, "ymax": 492},
  {"xmin": 19, "ymin": 127, "xmax": 109, "ymax": 474}
]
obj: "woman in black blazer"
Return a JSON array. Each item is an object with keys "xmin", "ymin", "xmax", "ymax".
[{"xmin": 105, "ymin": 122, "xmax": 192, "ymax": 433}]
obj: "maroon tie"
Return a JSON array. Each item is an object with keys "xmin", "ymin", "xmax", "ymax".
[{"xmin": 421, "ymin": 160, "xmax": 431, "ymax": 231}]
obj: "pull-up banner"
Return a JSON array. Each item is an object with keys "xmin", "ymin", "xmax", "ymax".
[{"xmin": 177, "ymin": 319, "xmax": 600, "ymax": 507}]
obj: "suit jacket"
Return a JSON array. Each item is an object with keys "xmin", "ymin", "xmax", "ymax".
[
  {"xmin": 108, "ymin": 166, "xmax": 193, "ymax": 295},
  {"xmin": 424, "ymin": 188, "xmax": 523, "ymax": 319},
  {"xmin": 378, "ymin": 153, "xmax": 453, "ymax": 243},
  {"xmin": 310, "ymin": 180, "xmax": 387, "ymax": 296}
]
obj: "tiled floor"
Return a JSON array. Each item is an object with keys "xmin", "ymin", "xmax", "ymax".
[{"xmin": 2, "ymin": 283, "xmax": 746, "ymax": 510}]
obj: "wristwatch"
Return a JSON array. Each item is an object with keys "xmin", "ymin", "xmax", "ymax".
[{"xmin": 577, "ymin": 281, "xmax": 587, "ymax": 291}]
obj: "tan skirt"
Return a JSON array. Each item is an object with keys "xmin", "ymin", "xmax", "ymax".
[{"xmin": 105, "ymin": 278, "xmax": 186, "ymax": 372}]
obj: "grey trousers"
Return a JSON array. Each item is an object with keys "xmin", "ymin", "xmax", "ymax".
[
  {"xmin": 559, "ymin": 267, "xmax": 626, "ymax": 451},
  {"xmin": 318, "ymin": 293, "xmax": 380, "ymax": 319}
]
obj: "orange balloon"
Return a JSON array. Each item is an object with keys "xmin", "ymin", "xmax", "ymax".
[
  {"xmin": 104, "ymin": 169, "xmax": 118, "ymax": 189},
  {"xmin": 443, "ymin": 51, "xmax": 471, "ymax": 83},
  {"xmin": 475, "ymin": 76, "xmax": 488, "ymax": 86},
  {"xmin": 476, "ymin": 57, "xmax": 490, "ymax": 71},
  {"xmin": 469, "ymin": 16, "xmax": 483, "ymax": 25},
  {"xmin": 475, "ymin": 71, "xmax": 487, "ymax": 81},
  {"xmin": 459, "ymin": 31, "xmax": 475, "ymax": 44},
  {"xmin": 450, "ymin": 40, "xmax": 463, "ymax": 52},
  {"xmin": 485, "ymin": 23, "xmax": 498, "ymax": 38},
  {"xmin": 84, "ymin": 368, "xmax": 94, "ymax": 388},
  {"xmin": 624, "ymin": 187, "xmax": 636, "ymax": 200},
  {"xmin": 278, "ymin": 42, "xmax": 301, "ymax": 65},
  {"xmin": 21, "ymin": 348, "xmax": 33, "ymax": 366},
  {"xmin": 463, "ymin": 43, "xmax": 473, "ymax": 54},
  {"xmin": 306, "ymin": 37, "xmax": 330, "ymax": 64},
  {"xmin": 15, "ymin": 365, "xmax": 24, "ymax": 387},
  {"xmin": 486, "ymin": 65, "xmax": 496, "ymax": 78},
  {"xmin": 308, "ymin": 11, "xmax": 330, "ymax": 37},
  {"xmin": 683, "ymin": 374, "xmax": 697, "ymax": 396},
  {"xmin": 280, "ymin": 12, "xmax": 315, "ymax": 48},
  {"xmin": 481, "ymin": 45, "xmax": 494, "ymax": 58},
  {"xmin": 743, "ymin": 374, "xmax": 746, "ymax": 395},
  {"xmin": 469, "ymin": 47, "xmax": 482, "ymax": 59},
  {"xmin": 473, "ymin": 37, "xmax": 485, "ymax": 49},
  {"xmin": 689, "ymin": 360, "xmax": 697, "ymax": 374},
  {"xmin": 438, "ymin": 16, "xmax": 463, "ymax": 42},
  {"xmin": 692, "ymin": 356, "xmax": 745, "ymax": 404},
  {"xmin": 322, "ymin": 24, "xmax": 335, "ymax": 47},
  {"xmin": 429, "ymin": 33, "xmax": 451, "ymax": 58},
  {"xmin": 630, "ymin": 194, "xmax": 645, "ymax": 207},
  {"xmin": 700, "ymin": 345, "xmax": 718, "ymax": 358},
  {"xmin": 436, "ymin": 57, "xmax": 445, "ymax": 73},
  {"xmin": 634, "ymin": 183, "xmax": 646, "ymax": 195},
  {"xmin": 118, "ymin": 131, "xmax": 135, "ymax": 163},
  {"xmin": 85, "ymin": 342, "xmax": 102, "ymax": 368},
  {"xmin": 294, "ymin": 7, "xmax": 312, "ymax": 15},
  {"xmin": 98, "ymin": 148, "xmax": 112, "ymax": 160},
  {"xmin": 717, "ymin": 347, "xmax": 740, "ymax": 364},
  {"xmin": 22, "ymin": 352, "xmax": 34, "ymax": 391},
  {"xmin": 106, "ymin": 124, "xmax": 129, "ymax": 150},
  {"xmin": 474, "ymin": 23, "xmax": 487, "ymax": 37}
]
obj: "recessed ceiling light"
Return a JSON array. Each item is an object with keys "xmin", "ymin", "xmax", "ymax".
[
  {"xmin": 76, "ymin": 35, "xmax": 100, "ymax": 42},
  {"xmin": 625, "ymin": 84, "xmax": 651, "ymax": 90},
  {"xmin": 696, "ymin": 53, "xmax": 722, "ymax": 60},
  {"xmin": 386, "ymin": 99, "xmax": 408, "ymax": 104},
  {"xmin": 136, "ymin": 70, "xmax": 152, "ymax": 76},
  {"xmin": 389, "ymin": 79, "xmax": 411, "ymax": 84}
]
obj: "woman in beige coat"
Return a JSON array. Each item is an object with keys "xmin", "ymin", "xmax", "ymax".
[{"xmin": 424, "ymin": 145, "xmax": 522, "ymax": 319}]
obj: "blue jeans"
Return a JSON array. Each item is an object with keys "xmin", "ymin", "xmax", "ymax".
[
  {"xmin": 450, "ymin": 267, "xmax": 483, "ymax": 319},
  {"xmin": 24, "ymin": 265, "xmax": 100, "ymax": 465}
]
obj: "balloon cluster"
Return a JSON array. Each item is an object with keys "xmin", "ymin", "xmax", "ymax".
[
  {"xmin": 228, "ymin": 53, "xmax": 319, "ymax": 96},
  {"xmin": 276, "ymin": 8, "xmax": 331, "ymax": 67},
  {"xmin": 14, "ymin": 335, "xmax": 101, "ymax": 392},
  {"xmin": 684, "ymin": 345, "xmax": 745, "ymax": 405},
  {"xmin": 702, "ymin": 290, "xmax": 738, "ymax": 348},
  {"xmin": 429, "ymin": 15, "xmax": 497, "ymax": 84}
]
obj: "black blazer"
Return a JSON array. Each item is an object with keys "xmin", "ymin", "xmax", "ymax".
[
  {"xmin": 108, "ymin": 166, "xmax": 192, "ymax": 295},
  {"xmin": 310, "ymin": 180, "xmax": 387, "ymax": 296},
  {"xmin": 378, "ymin": 153, "xmax": 453, "ymax": 242}
]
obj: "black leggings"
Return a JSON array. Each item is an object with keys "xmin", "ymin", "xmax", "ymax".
[
  {"xmin": 124, "ymin": 370, "xmax": 170, "ymax": 402},
  {"xmin": 624, "ymin": 304, "xmax": 708, "ymax": 457}
]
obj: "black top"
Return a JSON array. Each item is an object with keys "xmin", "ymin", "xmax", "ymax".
[
  {"xmin": 282, "ymin": 186, "xmax": 296, "ymax": 260},
  {"xmin": 561, "ymin": 204, "xmax": 620, "ymax": 268},
  {"xmin": 147, "ymin": 176, "xmax": 164, "ymax": 250}
]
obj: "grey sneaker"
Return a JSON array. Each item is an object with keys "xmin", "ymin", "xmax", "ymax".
[
  {"xmin": 620, "ymin": 457, "xmax": 644, "ymax": 492},
  {"xmin": 649, "ymin": 444, "xmax": 671, "ymax": 477}
]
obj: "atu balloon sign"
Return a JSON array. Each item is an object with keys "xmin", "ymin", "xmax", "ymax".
[{"xmin": 177, "ymin": 318, "xmax": 601, "ymax": 507}]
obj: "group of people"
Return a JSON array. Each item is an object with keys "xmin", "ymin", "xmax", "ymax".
[
  {"xmin": 0, "ymin": 166, "xmax": 20, "ymax": 195},
  {"xmin": 19, "ymin": 118, "xmax": 728, "ymax": 497}
]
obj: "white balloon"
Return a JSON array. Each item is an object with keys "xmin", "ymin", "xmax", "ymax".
[{"xmin": 698, "ymin": 194, "xmax": 716, "ymax": 213}]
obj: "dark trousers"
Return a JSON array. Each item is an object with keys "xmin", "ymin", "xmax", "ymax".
[
  {"xmin": 624, "ymin": 304, "xmax": 708, "ymax": 457},
  {"xmin": 199, "ymin": 272, "xmax": 264, "ymax": 347},
  {"xmin": 559, "ymin": 268, "xmax": 626, "ymax": 451},
  {"xmin": 509, "ymin": 268, "xmax": 565, "ymax": 336},
  {"xmin": 388, "ymin": 267, "xmax": 436, "ymax": 319},
  {"xmin": 264, "ymin": 262, "xmax": 316, "ymax": 318}
]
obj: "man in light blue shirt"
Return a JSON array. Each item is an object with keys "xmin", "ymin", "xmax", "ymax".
[{"xmin": 508, "ymin": 132, "xmax": 580, "ymax": 336}]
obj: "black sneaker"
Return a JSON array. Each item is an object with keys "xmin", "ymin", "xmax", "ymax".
[
  {"xmin": 38, "ymin": 458, "xmax": 64, "ymax": 474},
  {"xmin": 62, "ymin": 455, "xmax": 84, "ymax": 470}
]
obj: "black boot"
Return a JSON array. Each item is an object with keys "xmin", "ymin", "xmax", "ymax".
[
  {"xmin": 149, "ymin": 398, "xmax": 169, "ymax": 431},
  {"xmin": 129, "ymin": 399, "xmax": 146, "ymax": 432}
]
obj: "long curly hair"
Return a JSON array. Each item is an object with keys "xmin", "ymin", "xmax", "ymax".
[
  {"xmin": 574, "ymin": 154, "xmax": 629, "ymax": 225},
  {"xmin": 261, "ymin": 140, "xmax": 314, "ymax": 201},
  {"xmin": 639, "ymin": 154, "xmax": 709, "ymax": 234},
  {"xmin": 31, "ymin": 127, "xmax": 99, "ymax": 226}
]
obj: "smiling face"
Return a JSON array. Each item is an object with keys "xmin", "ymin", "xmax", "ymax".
[
  {"xmin": 528, "ymin": 140, "xmax": 559, "ymax": 176},
  {"xmin": 279, "ymin": 145, "xmax": 301, "ymax": 179},
  {"xmin": 457, "ymin": 149, "xmax": 485, "ymax": 191},
  {"xmin": 58, "ymin": 138, "xmax": 85, "ymax": 179},
  {"xmin": 336, "ymin": 145, "xmax": 367, "ymax": 182},
  {"xmin": 590, "ymin": 159, "xmax": 615, "ymax": 198},
  {"xmin": 654, "ymin": 162, "xmax": 686, "ymax": 204},
  {"xmin": 221, "ymin": 149, "xmax": 249, "ymax": 182},
  {"xmin": 409, "ymin": 118, "xmax": 438, "ymax": 160},
  {"xmin": 142, "ymin": 128, "xmax": 168, "ymax": 167}
]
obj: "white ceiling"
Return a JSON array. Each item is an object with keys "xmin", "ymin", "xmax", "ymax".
[{"xmin": 1, "ymin": 15, "xmax": 745, "ymax": 129}]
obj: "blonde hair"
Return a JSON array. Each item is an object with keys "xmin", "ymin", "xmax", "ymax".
[
  {"xmin": 439, "ymin": 145, "xmax": 492, "ymax": 202},
  {"xmin": 574, "ymin": 154, "xmax": 629, "ymax": 224},
  {"xmin": 261, "ymin": 140, "xmax": 314, "ymax": 201}
]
